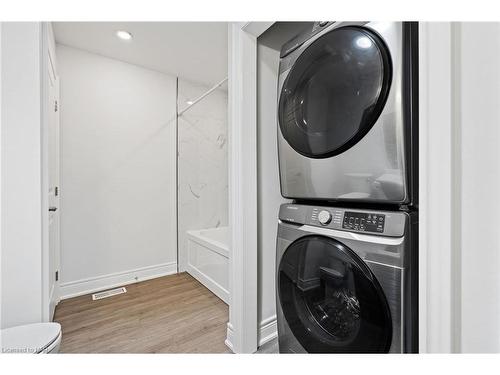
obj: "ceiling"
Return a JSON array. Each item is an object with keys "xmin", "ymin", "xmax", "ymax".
[{"xmin": 53, "ymin": 22, "xmax": 228, "ymax": 86}]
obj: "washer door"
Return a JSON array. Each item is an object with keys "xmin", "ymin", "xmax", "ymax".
[
  {"xmin": 278, "ymin": 235, "xmax": 392, "ymax": 353},
  {"xmin": 278, "ymin": 26, "xmax": 392, "ymax": 159}
]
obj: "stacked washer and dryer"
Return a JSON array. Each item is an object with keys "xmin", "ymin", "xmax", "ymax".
[{"xmin": 275, "ymin": 22, "xmax": 419, "ymax": 353}]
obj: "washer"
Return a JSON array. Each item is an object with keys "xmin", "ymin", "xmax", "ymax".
[
  {"xmin": 277, "ymin": 22, "xmax": 418, "ymax": 204},
  {"xmin": 276, "ymin": 203, "xmax": 418, "ymax": 353}
]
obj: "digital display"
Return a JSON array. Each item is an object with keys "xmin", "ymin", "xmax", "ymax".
[{"xmin": 342, "ymin": 211, "xmax": 385, "ymax": 233}]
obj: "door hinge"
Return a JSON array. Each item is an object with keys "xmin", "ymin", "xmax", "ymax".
[
  {"xmin": 55, "ymin": 271, "xmax": 59, "ymax": 282},
  {"xmin": 55, "ymin": 186, "xmax": 59, "ymax": 197},
  {"xmin": 54, "ymin": 100, "xmax": 58, "ymax": 112}
]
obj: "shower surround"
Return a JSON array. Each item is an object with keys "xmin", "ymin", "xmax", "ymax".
[{"xmin": 177, "ymin": 78, "xmax": 228, "ymax": 272}]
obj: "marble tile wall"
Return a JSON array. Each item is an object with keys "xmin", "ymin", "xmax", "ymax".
[{"xmin": 177, "ymin": 78, "xmax": 228, "ymax": 271}]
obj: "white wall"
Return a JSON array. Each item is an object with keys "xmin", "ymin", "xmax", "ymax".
[
  {"xmin": 1, "ymin": 22, "xmax": 44, "ymax": 329},
  {"xmin": 177, "ymin": 79, "xmax": 228, "ymax": 272},
  {"xmin": 256, "ymin": 37, "xmax": 282, "ymax": 337},
  {"xmin": 56, "ymin": 45, "xmax": 177, "ymax": 298},
  {"xmin": 420, "ymin": 22, "xmax": 500, "ymax": 353},
  {"xmin": 458, "ymin": 22, "xmax": 500, "ymax": 353}
]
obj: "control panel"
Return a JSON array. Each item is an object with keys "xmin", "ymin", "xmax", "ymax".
[
  {"xmin": 342, "ymin": 211, "xmax": 385, "ymax": 233},
  {"xmin": 279, "ymin": 204, "xmax": 406, "ymax": 237}
]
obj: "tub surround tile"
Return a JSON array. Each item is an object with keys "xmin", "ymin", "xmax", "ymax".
[{"xmin": 178, "ymin": 79, "xmax": 228, "ymax": 271}]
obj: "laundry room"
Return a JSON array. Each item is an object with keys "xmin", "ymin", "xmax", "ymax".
[
  {"xmin": 254, "ymin": 22, "xmax": 419, "ymax": 353},
  {"xmin": 2, "ymin": 8, "xmax": 500, "ymax": 369},
  {"xmin": 248, "ymin": 20, "xmax": 500, "ymax": 355}
]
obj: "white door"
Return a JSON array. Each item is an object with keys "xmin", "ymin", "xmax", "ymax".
[{"xmin": 47, "ymin": 48, "xmax": 60, "ymax": 319}]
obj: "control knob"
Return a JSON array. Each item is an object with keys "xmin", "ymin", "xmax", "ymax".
[{"xmin": 318, "ymin": 210, "xmax": 332, "ymax": 225}]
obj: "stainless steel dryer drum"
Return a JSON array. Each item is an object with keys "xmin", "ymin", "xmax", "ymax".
[
  {"xmin": 277, "ymin": 22, "xmax": 418, "ymax": 204},
  {"xmin": 275, "ymin": 203, "xmax": 418, "ymax": 353}
]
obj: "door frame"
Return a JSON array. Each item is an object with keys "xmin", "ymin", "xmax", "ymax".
[
  {"xmin": 418, "ymin": 22, "xmax": 461, "ymax": 353},
  {"xmin": 226, "ymin": 21, "xmax": 273, "ymax": 353},
  {"xmin": 227, "ymin": 21, "xmax": 460, "ymax": 353},
  {"xmin": 41, "ymin": 22, "xmax": 60, "ymax": 322}
]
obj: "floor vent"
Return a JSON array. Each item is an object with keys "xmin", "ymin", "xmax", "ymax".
[{"xmin": 92, "ymin": 287, "xmax": 127, "ymax": 301}]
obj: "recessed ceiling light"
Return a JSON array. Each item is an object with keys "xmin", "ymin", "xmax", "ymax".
[
  {"xmin": 116, "ymin": 30, "xmax": 133, "ymax": 41},
  {"xmin": 186, "ymin": 100, "xmax": 194, "ymax": 105}
]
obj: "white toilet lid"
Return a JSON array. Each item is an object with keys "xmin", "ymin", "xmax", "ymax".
[{"xmin": 1, "ymin": 323, "xmax": 61, "ymax": 354}]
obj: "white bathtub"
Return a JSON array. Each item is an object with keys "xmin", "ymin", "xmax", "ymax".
[{"xmin": 186, "ymin": 226, "xmax": 229, "ymax": 304}]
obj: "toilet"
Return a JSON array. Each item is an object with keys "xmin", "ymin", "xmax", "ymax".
[{"xmin": 1, "ymin": 323, "xmax": 62, "ymax": 354}]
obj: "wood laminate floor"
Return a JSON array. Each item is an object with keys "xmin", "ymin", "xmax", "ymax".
[{"xmin": 53, "ymin": 272, "xmax": 230, "ymax": 353}]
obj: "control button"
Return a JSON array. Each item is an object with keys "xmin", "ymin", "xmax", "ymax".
[{"xmin": 318, "ymin": 210, "xmax": 332, "ymax": 225}]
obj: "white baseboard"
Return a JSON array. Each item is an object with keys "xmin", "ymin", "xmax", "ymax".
[
  {"xmin": 226, "ymin": 317, "xmax": 277, "ymax": 353},
  {"xmin": 59, "ymin": 262, "xmax": 177, "ymax": 300},
  {"xmin": 258, "ymin": 315, "xmax": 278, "ymax": 347},
  {"xmin": 225, "ymin": 322, "xmax": 235, "ymax": 353},
  {"xmin": 186, "ymin": 263, "xmax": 229, "ymax": 304}
]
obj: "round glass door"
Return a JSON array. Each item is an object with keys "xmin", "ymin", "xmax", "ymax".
[
  {"xmin": 278, "ymin": 26, "xmax": 392, "ymax": 158},
  {"xmin": 278, "ymin": 235, "xmax": 392, "ymax": 353}
]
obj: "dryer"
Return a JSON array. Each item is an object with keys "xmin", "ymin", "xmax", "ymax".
[
  {"xmin": 277, "ymin": 22, "xmax": 418, "ymax": 205},
  {"xmin": 276, "ymin": 203, "xmax": 418, "ymax": 353}
]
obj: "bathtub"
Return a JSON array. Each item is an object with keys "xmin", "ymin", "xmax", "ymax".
[{"xmin": 186, "ymin": 226, "xmax": 229, "ymax": 304}]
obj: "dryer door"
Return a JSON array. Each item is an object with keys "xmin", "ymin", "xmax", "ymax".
[
  {"xmin": 278, "ymin": 235, "xmax": 392, "ymax": 352},
  {"xmin": 278, "ymin": 26, "xmax": 392, "ymax": 159}
]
